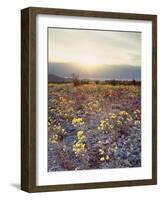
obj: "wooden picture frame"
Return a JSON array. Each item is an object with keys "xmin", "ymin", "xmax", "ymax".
[{"xmin": 21, "ymin": 7, "xmax": 157, "ymax": 192}]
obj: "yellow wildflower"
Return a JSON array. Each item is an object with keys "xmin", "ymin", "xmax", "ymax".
[
  {"xmin": 119, "ymin": 111, "xmax": 128, "ymax": 116},
  {"xmin": 72, "ymin": 118, "xmax": 85, "ymax": 125},
  {"xmin": 98, "ymin": 119, "xmax": 109, "ymax": 130},
  {"xmin": 51, "ymin": 134, "xmax": 59, "ymax": 144},
  {"xmin": 117, "ymin": 120, "xmax": 122, "ymax": 126},
  {"xmin": 80, "ymin": 121, "xmax": 85, "ymax": 125},
  {"xmin": 100, "ymin": 120, "xmax": 106, "ymax": 124},
  {"xmin": 109, "ymin": 113, "xmax": 116, "ymax": 120},
  {"xmin": 77, "ymin": 131, "xmax": 86, "ymax": 141},
  {"xmin": 106, "ymin": 155, "xmax": 110, "ymax": 160},
  {"xmin": 127, "ymin": 117, "xmax": 133, "ymax": 121},
  {"xmin": 109, "ymin": 124, "xmax": 114, "ymax": 129},
  {"xmin": 100, "ymin": 157, "xmax": 105, "ymax": 161},
  {"xmin": 73, "ymin": 142, "xmax": 86, "ymax": 155},
  {"xmin": 134, "ymin": 120, "xmax": 140, "ymax": 126},
  {"xmin": 98, "ymin": 148, "xmax": 105, "ymax": 155},
  {"xmin": 133, "ymin": 109, "xmax": 140, "ymax": 115}
]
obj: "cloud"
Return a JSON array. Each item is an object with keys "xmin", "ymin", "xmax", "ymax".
[{"xmin": 48, "ymin": 28, "xmax": 141, "ymax": 66}]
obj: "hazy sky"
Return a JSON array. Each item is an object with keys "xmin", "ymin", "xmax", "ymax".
[{"xmin": 48, "ymin": 28, "xmax": 141, "ymax": 67}]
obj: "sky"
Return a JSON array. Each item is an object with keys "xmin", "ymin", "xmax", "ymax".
[{"xmin": 48, "ymin": 28, "xmax": 141, "ymax": 67}]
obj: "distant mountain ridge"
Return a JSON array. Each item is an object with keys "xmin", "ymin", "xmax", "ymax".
[
  {"xmin": 49, "ymin": 62, "xmax": 141, "ymax": 81},
  {"xmin": 48, "ymin": 74, "xmax": 67, "ymax": 83}
]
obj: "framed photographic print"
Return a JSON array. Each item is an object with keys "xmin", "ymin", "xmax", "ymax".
[{"xmin": 21, "ymin": 7, "xmax": 157, "ymax": 192}]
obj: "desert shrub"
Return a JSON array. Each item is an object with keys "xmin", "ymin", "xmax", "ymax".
[
  {"xmin": 72, "ymin": 73, "xmax": 80, "ymax": 86},
  {"xmin": 95, "ymin": 80, "xmax": 100, "ymax": 84},
  {"xmin": 106, "ymin": 79, "xmax": 116, "ymax": 86},
  {"xmin": 80, "ymin": 80, "xmax": 90, "ymax": 85}
]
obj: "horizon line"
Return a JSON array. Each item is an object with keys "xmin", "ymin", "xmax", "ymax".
[{"xmin": 48, "ymin": 61, "xmax": 141, "ymax": 68}]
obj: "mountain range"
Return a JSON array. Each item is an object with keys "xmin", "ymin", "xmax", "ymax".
[{"xmin": 48, "ymin": 62, "xmax": 141, "ymax": 81}]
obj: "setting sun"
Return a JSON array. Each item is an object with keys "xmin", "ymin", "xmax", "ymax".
[{"xmin": 76, "ymin": 53, "xmax": 102, "ymax": 68}]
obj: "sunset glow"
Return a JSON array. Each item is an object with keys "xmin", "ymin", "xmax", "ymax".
[{"xmin": 48, "ymin": 28, "xmax": 141, "ymax": 67}]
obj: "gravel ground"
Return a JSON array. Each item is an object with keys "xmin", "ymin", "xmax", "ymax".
[{"xmin": 48, "ymin": 83, "xmax": 141, "ymax": 171}]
